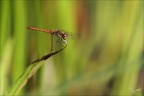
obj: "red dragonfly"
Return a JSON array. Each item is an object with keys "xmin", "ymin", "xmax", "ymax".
[
  {"xmin": 27, "ymin": 26, "xmax": 69, "ymax": 46},
  {"xmin": 27, "ymin": 26, "xmax": 69, "ymax": 63}
]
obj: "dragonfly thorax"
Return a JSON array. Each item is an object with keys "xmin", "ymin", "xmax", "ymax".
[{"xmin": 52, "ymin": 30, "xmax": 68, "ymax": 40}]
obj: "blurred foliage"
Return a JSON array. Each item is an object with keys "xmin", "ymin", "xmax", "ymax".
[{"xmin": 0, "ymin": 0, "xmax": 143, "ymax": 95}]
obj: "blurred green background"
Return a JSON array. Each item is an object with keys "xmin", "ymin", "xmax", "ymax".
[{"xmin": 0, "ymin": 0, "xmax": 143, "ymax": 95}]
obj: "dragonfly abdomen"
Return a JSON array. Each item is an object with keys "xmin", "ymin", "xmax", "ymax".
[{"xmin": 27, "ymin": 26, "xmax": 52, "ymax": 34}]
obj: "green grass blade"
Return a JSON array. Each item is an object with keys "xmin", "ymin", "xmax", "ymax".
[
  {"xmin": 7, "ymin": 62, "xmax": 44, "ymax": 95},
  {"xmin": 0, "ymin": 38, "xmax": 14, "ymax": 95},
  {"xmin": 0, "ymin": 0, "xmax": 11, "ymax": 54},
  {"xmin": 6, "ymin": 46, "xmax": 66, "ymax": 95},
  {"xmin": 12, "ymin": 0, "xmax": 27, "ymax": 83}
]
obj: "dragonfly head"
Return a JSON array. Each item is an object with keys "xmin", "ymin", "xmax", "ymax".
[{"xmin": 62, "ymin": 32, "xmax": 69, "ymax": 40}]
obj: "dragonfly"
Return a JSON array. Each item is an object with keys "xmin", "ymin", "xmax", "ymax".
[
  {"xmin": 27, "ymin": 26, "xmax": 68, "ymax": 46},
  {"xmin": 27, "ymin": 26, "xmax": 70, "ymax": 63}
]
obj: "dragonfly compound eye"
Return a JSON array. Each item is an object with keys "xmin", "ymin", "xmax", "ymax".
[{"xmin": 63, "ymin": 33, "xmax": 68, "ymax": 39}]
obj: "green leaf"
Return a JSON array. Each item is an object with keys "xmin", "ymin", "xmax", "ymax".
[{"xmin": 7, "ymin": 46, "xmax": 67, "ymax": 95}]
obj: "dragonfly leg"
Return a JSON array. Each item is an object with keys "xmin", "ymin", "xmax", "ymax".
[
  {"xmin": 51, "ymin": 35, "xmax": 53, "ymax": 53},
  {"xmin": 56, "ymin": 37, "xmax": 66, "ymax": 49}
]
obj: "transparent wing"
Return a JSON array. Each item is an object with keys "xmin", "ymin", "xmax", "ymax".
[{"xmin": 61, "ymin": 30, "xmax": 80, "ymax": 40}]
